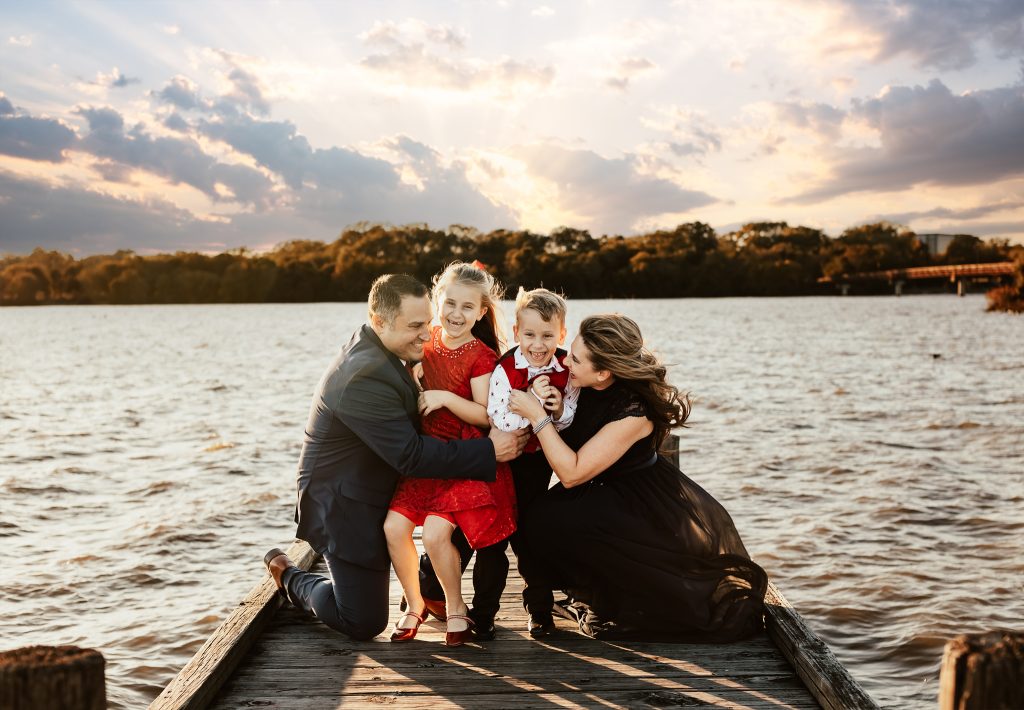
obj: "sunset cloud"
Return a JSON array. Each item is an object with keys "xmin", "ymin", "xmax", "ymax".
[
  {"xmin": 643, "ymin": 106, "xmax": 724, "ymax": 161},
  {"xmin": 785, "ymin": 79, "xmax": 1024, "ymax": 203},
  {"xmin": 362, "ymin": 19, "xmax": 466, "ymax": 50},
  {"xmin": 772, "ymin": 101, "xmax": 846, "ymax": 141},
  {"xmin": 865, "ymin": 195, "xmax": 1024, "ymax": 240},
  {"xmin": 100, "ymin": 67, "xmax": 140, "ymax": 89},
  {"xmin": 0, "ymin": 170, "xmax": 236, "ymax": 254},
  {"xmin": 0, "ymin": 111, "xmax": 77, "ymax": 162},
  {"xmin": 196, "ymin": 108, "xmax": 513, "ymax": 228},
  {"xmin": 512, "ymin": 143, "xmax": 717, "ymax": 234},
  {"xmin": 358, "ymin": 19, "xmax": 554, "ymax": 96},
  {"xmin": 156, "ymin": 76, "xmax": 204, "ymax": 111},
  {"xmin": 1, "ymin": 1, "xmax": 1022, "ymax": 254},
  {"xmin": 826, "ymin": 0, "xmax": 1024, "ymax": 70},
  {"xmin": 74, "ymin": 105, "xmax": 275, "ymax": 206},
  {"xmin": 605, "ymin": 57, "xmax": 656, "ymax": 91}
]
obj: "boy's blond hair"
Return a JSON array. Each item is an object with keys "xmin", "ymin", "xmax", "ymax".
[{"xmin": 514, "ymin": 287, "xmax": 567, "ymax": 326}]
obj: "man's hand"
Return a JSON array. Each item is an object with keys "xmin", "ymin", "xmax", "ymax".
[{"xmin": 488, "ymin": 421, "xmax": 529, "ymax": 462}]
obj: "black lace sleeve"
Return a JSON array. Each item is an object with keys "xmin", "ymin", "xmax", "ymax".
[
  {"xmin": 607, "ymin": 387, "xmax": 649, "ymax": 422},
  {"xmin": 561, "ymin": 382, "xmax": 652, "ymax": 452}
]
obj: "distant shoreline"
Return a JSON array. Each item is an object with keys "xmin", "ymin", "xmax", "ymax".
[
  {"xmin": 0, "ymin": 290, "xmax": 994, "ymax": 307},
  {"xmin": 2, "ymin": 221, "xmax": 1019, "ymax": 306}
]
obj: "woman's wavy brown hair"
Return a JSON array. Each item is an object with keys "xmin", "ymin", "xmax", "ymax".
[{"xmin": 578, "ymin": 314, "xmax": 690, "ymax": 446}]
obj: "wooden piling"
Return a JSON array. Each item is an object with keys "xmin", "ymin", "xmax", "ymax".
[
  {"xmin": 939, "ymin": 630, "xmax": 1023, "ymax": 710},
  {"xmin": 0, "ymin": 645, "xmax": 105, "ymax": 710}
]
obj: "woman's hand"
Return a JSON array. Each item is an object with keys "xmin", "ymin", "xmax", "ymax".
[
  {"xmin": 509, "ymin": 389, "xmax": 546, "ymax": 424},
  {"xmin": 418, "ymin": 389, "xmax": 450, "ymax": 416},
  {"xmin": 411, "ymin": 362, "xmax": 425, "ymax": 390}
]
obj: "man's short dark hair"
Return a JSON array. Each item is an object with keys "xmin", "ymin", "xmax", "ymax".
[{"xmin": 368, "ymin": 273, "xmax": 429, "ymax": 324}]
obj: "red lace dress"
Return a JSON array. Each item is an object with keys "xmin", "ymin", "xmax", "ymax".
[{"xmin": 389, "ymin": 326, "xmax": 517, "ymax": 549}]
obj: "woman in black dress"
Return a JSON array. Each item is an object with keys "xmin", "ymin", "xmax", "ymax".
[{"xmin": 509, "ymin": 314, "xmax": 767, "ymax": 642}]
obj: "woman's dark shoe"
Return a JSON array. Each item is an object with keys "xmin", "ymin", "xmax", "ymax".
[
  {"xmin": 552, "ymin": 598, "xmax": 577, "ymax": 621},
  {"xmin": 400, "ymin": 594, "xmax": 447, "ymax": 620},
  {"xmin": 263, "ymin": 548, "xmax": 294, "ymax": 600},
  {"xmin": 390, "ymin": 610, "xmax": 426, "ymax": 642},
  {"xmin": 444, "ymin": 614, "xmax": 475, "ymax": 647},
  {"xmin": 577, "ymin": 609, "xmax": 639, "ymax": 640},
  {"xmin": 527, "ymin": 611, "xmax": 555, "ymax": 638},
  {"xmin": 424, "ymin": 596, "xmax": 447, "ymax": 621}
]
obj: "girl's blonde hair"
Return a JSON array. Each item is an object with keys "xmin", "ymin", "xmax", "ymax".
[
  {"xmin": 432, "ymin": 261, "xmax": 507, "ymax": 354},
  {"xmin": 578, "ymin": 314, "xmax": 690, "ymax": 446}
]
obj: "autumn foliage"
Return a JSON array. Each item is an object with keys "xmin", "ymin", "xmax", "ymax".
[
  {"xmin": 985, "ymin": 253, "xmax": 1024, "ymax": 313},
  {"xmin": 1, "ymin": 222, "xmax": 1017, "ymax": 306}
]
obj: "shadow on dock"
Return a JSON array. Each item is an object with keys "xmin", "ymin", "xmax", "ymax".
[{"xmin": 204, "ymin": 555, "xmax": 822, "ymax": 709}]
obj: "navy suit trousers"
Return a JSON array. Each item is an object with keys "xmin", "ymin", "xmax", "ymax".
[{"xmin": 283, "ymin": 551, "xmax": 391, "ymax": 641}]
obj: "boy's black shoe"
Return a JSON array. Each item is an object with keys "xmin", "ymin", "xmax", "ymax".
[
  {"xmin": 527, "ymin": 611, "xmax": 555, "ymax": 638},
  {"xmin": 470, "ymin": 614, "xmax": 497, "ymax": 641}
]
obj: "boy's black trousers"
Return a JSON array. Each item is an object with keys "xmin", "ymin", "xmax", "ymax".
[{"xmin": 418, "ymin": 450, "xmax": 555, "ymax": 619}]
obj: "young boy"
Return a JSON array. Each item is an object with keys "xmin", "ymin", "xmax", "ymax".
[
  {"xmin": 416, "ymin": 288, "xmax": 577, "ymax": 638},
  {"xmin": 477, "ymin": 288, "xmax": 576, "ymax": 637}
]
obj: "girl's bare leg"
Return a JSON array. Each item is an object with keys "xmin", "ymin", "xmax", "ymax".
[
  {"xmin": 422, "ymin": 515, "xmax": 469, "ymax": 632},
  {"xmin": 384, "ymin": 510, "xmax": 422, "ymax": 630}
]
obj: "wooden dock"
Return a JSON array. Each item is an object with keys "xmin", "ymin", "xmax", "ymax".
[{"xmin": 151, "ymin": 540, "xmax": 877, "ymax": 709}]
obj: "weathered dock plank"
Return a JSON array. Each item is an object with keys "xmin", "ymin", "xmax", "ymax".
[
  {"xmin": 157, "ymin": 433, "xmax": 876, "ymax": 709},
  {"xmin": 215, "ymin": 690, "xmax": 820, "ymax": 709},
  {"xmin": 149, "ymin": 541, "xmax": 319, "ymax": 710},
  {"xmin": 764, "ymin": 584, "xmax": 878, "ymax": 710},
  {"xmin": 204, "ymin": 553, "xmax": 829, "ymax": 709}
]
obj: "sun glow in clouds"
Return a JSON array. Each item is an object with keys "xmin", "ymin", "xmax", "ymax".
[{"xmin": 0, "ymin": 0, "xmax": 1022, "ymax": 254}]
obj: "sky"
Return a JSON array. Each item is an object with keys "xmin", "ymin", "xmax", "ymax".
[{"xmin": 1, "ymin": 0, "xmax": 1023, "ymax": 256}]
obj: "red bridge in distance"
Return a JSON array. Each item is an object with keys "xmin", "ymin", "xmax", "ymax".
[{"xmin": 819, "ymin": 262, "xmax": 1016, "ymax": 296}]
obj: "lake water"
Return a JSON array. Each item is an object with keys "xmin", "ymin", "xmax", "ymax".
[{"xmin": 1, "ymin": 297, "xmax": 1021, "ymax": 708}]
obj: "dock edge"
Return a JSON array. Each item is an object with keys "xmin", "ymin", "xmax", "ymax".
[
  {"xmin": 148, "ymin": 540, "xmax": 319, "ymax": 710},
  {"xmin": 765, "ymin": 581, "xmax": 879, "ymax": 710}
]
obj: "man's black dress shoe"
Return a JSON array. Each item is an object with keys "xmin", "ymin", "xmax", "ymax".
[
  {"xmin": 263, "ymin": 548, "xmax": 293, "ymax": 601},
  {"xmin": 527, "ymin": 611, "xmax": 555, "ymax": 638}
]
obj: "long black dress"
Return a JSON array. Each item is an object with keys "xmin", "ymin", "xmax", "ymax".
[{"xmin": 521, "ymin": 380, "xmax": 767, "ymax": 642}]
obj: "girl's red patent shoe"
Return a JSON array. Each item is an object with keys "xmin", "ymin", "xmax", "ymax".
[
  {"xmin": 390, "ymin": 610, "xmax": 426, "ymax": 642},
  {"xmin": 444, "ymin": 614, "xmax": 475, "ymax": 647}
]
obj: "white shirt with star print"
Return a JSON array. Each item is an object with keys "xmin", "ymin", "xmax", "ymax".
[{"xmin": 487, "ymin": 346, "xmax": 578, "ymax": 432}]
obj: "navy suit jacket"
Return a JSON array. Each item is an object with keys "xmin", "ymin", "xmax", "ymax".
[{"xmin": 295, "ymin": 324, "xmax": 496, "ymax": 570}]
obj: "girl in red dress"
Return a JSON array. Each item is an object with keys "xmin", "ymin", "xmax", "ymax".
[{"xmin": 384, "ymin": 262, "xmax": 517, "ymax": 646}]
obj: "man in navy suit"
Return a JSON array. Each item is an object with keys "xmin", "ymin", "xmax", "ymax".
[{"xmin": 265, "ymin": 273, "xmax": 527, "ymax": 640}]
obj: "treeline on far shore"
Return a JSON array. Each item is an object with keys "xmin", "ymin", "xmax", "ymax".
[{"xmin": 2, "ymin": 221, "xmax": 1022, "ymax": 307}]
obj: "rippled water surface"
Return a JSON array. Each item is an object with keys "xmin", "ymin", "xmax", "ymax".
[{"xmin": 1, "ymin": 298, "xmax": 1022, "ymax": 708}]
